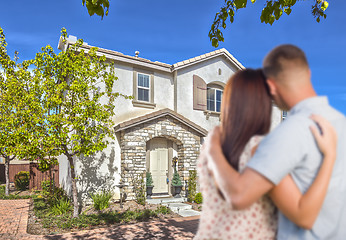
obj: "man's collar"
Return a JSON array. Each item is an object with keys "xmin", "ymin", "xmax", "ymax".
[{"xmin": 289, "ymin": 96, "xmax": 328, "ymax": 115}]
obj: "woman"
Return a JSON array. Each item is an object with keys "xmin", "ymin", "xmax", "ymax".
[{"xmin": 194, "ymin": 69, "xmax": 337, "ymax": 239}]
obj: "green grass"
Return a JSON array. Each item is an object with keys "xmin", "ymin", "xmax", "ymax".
[{"xmin": 0, "ymin": 185, "xmax": 35, "ymax": 199}]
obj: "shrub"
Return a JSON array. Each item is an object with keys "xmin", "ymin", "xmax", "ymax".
[
  {"xmin": 0, "ymin": 185, "xmax": 5, "ymax": 195},
  {"xmin": 194, "ymin": 192, "xmax": 203, "ymax": 204},
  {"xmin": 188, "ymin": 170, "xmax": 197, "ymax": 202},
  {"xmin": 90, "ymin": 191, "xmax": 113, "ymax": 210},
  {"xmin": 50, "ymin": 198, "xmax": 72, "ymax": 216},
  {"xmin": 155, "ymin": 205, "xmax": 171, "ymax": 215},
  {"xmin": 133, "ymin": 174, "xmax": 146, "ymax": 206},
  {"xmin": 14, "ymin": 171, "xmax": 30, "ymax": 190},
  {"xmin": 41, "ymin": 180, "xmax": 68, "ymax": 206},
  {"xmin": 172, "ymin": 171, "xmax": 182, "ymax": 186},
  {"xmin": 146, "ymin": 172, "xmax": 154, "ymax": 187}
]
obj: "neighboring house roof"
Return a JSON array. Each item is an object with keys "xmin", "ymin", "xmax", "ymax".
[
  {"xmin": 58, "ymin": 35, "xmax": 244, "ymax": 73},
  {"xmin": 114, "ymin": 108, "xmax": 208, "ymax": 137}
]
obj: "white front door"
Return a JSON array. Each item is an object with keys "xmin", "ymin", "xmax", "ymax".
[{"xmin": 149, "ymin": 138, "xmax": 168, "ymax": 194}]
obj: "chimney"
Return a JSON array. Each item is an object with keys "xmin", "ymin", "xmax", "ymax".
[{"xmin": 135, "ymin": 51, "xmax": 139, "ymax": 58}]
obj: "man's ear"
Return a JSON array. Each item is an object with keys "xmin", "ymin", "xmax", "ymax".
[{"xmin": 266, "ymin": 79, "xmax": 277, "ymax": 96}]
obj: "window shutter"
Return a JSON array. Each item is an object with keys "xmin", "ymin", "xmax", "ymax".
[{"xmin": 193, "ymin": 75, "xmax": 207, "ymax": 111}]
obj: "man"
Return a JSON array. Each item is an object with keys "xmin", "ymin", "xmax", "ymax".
[{"xmin": 206, "ymin": 45, "xmax": 346, "ymax": 239}]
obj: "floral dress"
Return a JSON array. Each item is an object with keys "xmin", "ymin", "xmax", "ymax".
[{"xmin": 194, "ymin": 136, "xmax": 277, "ymax": 240}]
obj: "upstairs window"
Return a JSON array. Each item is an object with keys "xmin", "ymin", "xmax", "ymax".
[
  {"xmin": 207, "ymin": 88, "xmax": 223, "ymax": 112},
  {"xmin": 137, "ymin": 73, "xmax": 150, "ymax": 102}
]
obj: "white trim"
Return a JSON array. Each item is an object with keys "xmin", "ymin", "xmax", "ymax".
[{"xmin": 207, "ymin": 87, "xmax": 223, "ymax": 113}]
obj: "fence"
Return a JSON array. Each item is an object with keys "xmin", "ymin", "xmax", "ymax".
[
  {"xmin": 0, "ymin": 162, "xmax": 59, "ymax": 190},
  {"xmin": 0, "ymin": 164, "xmax": 30, "ymax": 183}
]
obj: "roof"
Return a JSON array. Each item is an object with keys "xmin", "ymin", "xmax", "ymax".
[
  {"xmin": 58, "ymin": 35, "xmax": 244, "ymax": 73},
  {"xmin": 57, "ymin": 36, "xmax": 171, "ymax": 73},
  {"xmin": 172, "ymin": 48, "xmax": 245, "ymax": 71},
  {"xmin": 114, "ymin": 108, "xmax": 208, "ymax": 137}
]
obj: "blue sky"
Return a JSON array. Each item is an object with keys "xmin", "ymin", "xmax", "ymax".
[{"xmin": 1, "ymin": 1, "xmax": 345, "ymax": 114}]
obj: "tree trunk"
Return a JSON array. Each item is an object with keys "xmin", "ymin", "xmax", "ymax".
[
  {"xmin": 67, "ymin": 154, "xmax": 79, "ymax": 218},
  {"xmin": 5, "ymin": 157, "xmax": 10, "ymax": 196}
]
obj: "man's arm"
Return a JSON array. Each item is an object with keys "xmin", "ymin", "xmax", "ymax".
[{"xmin": 205, "ymin": 126, "xmax": 274, "ymax": 210}]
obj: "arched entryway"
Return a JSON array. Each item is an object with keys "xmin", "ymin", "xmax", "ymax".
[
  {"xmin": 115, "ymin": 109, "xmax": 207, "ymax": 199},
  {"xmin": 146, "ymin": 137, "xmax": 179, "ymax": 196}
]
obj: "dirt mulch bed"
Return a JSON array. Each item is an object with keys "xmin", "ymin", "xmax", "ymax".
[
  {"xmin": 184, "ymin": 202, "xmax": 202, "ymax": 211},
  {"xmin": 27, "ymin": 199, "xmax": 180, "ymax": 235}
]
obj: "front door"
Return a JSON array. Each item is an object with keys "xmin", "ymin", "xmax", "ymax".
[{"xmin": 149, "ymin": 138, "xmax": 168, "ymax": 194}]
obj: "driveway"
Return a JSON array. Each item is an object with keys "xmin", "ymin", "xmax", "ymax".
[{"xmin": 0, "ymin": 199, "xmax": 199, "ymax": 240}]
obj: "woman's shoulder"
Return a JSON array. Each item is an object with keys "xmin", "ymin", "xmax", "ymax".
[{"xmin": 248, "ymin": 135, "xmax": 265, "ymax": 149}]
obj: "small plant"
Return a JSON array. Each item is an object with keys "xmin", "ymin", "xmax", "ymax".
[
  {"xmin": 194, "ymin": 192, "xmax": 203, "ymax": 204},
  {"xmin": 133, "ymin": 173, "xmax": 146, "ymax": 205},
  {"xmin": 32, "ymin": 197, "xmax": 174, "ymax": 231},
  {"xmin": 172, "ymin": 171, "xmax": 182, "ymax": 186},
  {"xmin": 0, "ymin": 185, "xmax": 5, "ymax": 195},
  {"xmin": 14, "ymin": 171, "xmax": 30, "ymax": 190},
  {"xmin": 41, "ymin": 180, "xmax": 67, "ymax": 206},
  {"xmin": 146, "ymin": 172, "xmax": 154, "ymax": 187},
  {"xmin": 187, "ymin": 170, "xmax": 197, "ymax": 202},
  {"xmin": 155, "ymin": 205, "xmax": 172, "ymax": 215},
  {"xmin": 90, "ymin": 191, "xmax": 113, "ymax": 210},
  {"xmin": 50, "ymin": 198, "xmax": 72, "ymax": 216}
]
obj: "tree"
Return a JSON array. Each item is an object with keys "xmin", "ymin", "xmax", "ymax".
[
  {"xmin": 209, "ymin": 0, "xmax": 330, "ymax": 47},
  {"xmin": 80, "ymin": 0, "xmax": 330, "ymax": 48},
  {"xmin": 82, "ymin": 0, "xmax": 110, "ymax": 19},
  {"xmin": 0, "ymin": 28, "xmax": 40, "ymax": 195},
  {"xmin": 32, "ymin": 28, "xmax": 129, "ymax": 217}
]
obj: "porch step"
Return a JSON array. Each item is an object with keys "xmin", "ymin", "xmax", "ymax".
[
  {"xmin": 163, "ymin": 203, "xmax": 201, "ymax": 217},
  {"xmin": 146, "ymin": 197, "xmax": 201, "ymax": 217},
  {"xmin": 177, "ymin": 209, "xmax": 201, "ymax": 217},
  {"xmin": 146, "ymin": 197, "xmax": 186, "ymax": 205},
  {"xmin": 151, "ymin": 195, "xmax": 171, "ymax": 199},
  {"xmin": 163, "ymin": 202, "xmax": 192, "ymax": 212}
]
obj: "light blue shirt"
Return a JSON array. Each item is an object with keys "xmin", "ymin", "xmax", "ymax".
[{"xmin": 247, "ymin": 96, "xmax": 346, "ymax": 240}]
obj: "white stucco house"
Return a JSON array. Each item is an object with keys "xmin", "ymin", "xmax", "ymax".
[{"xmin": 57, "ymin": 36, "xmax": 283, "ymax": 201}]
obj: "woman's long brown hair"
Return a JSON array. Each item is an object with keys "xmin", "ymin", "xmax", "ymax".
[{"xmin": 220, "ymin": 69, "xmax": 272, "ymax": 171}]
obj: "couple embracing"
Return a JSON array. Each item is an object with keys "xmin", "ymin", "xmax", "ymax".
[{"xmin": 195, "ymin": 45, "xmax": 346, "ymax": 240}]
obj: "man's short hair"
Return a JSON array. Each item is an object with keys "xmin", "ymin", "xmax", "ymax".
[{"xmin": 263, "ymin": 44, "xmax": 309, "ymax": 80}]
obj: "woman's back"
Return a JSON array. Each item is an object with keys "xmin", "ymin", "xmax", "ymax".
[{"xmin": 195, "ymin": 136, "xmax": 277, "ymax": 240}]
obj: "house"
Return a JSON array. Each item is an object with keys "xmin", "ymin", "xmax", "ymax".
[{"xmin": 57, "ymin": 36, "xmax": 283, "ymax": 200}]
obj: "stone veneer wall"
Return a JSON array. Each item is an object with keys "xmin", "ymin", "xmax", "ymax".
[{"xmin": 119, "ymin": 115, "xmax": 202, "ymax": 199}]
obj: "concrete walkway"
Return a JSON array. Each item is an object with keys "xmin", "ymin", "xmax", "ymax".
[
  {"xmin": 147, "ymin": 197, "xmax": 201, "ymax": 217},
  {"xmin": 0, "ymin": 199, "xmax": 199, "ymax": 240}
]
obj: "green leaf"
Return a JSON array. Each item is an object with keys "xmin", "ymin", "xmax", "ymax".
[
  {"xmin": 212, "ymin": 38, "xmax": 219, "ymax": 48},
  {"xmin": 234, "ymin": 0, "xmax": 247, "ymax": 9},
  {"xmin": 284, "ymin": 8, "xmax": 292, "ymax": 15},
  {"xmin": 274, "ymin": 9, "xmax": 283, "ymax": 20}
]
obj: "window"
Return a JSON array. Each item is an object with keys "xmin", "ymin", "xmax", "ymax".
[
  {"xmin": 137, "ymin": 73, "xmax": 150, "ymax": 102},
  {"xmin": 207, "ymin": 88, "xmax": 223, "ymax": 112},
  {"xmin": 132, "ymin": 69, "xmax": 156, "ymax": 109}
]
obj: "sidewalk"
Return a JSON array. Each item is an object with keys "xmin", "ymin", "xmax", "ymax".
[{"xmin": 0, "ymin": 199, "xmax": 199, "ymax": 240}]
